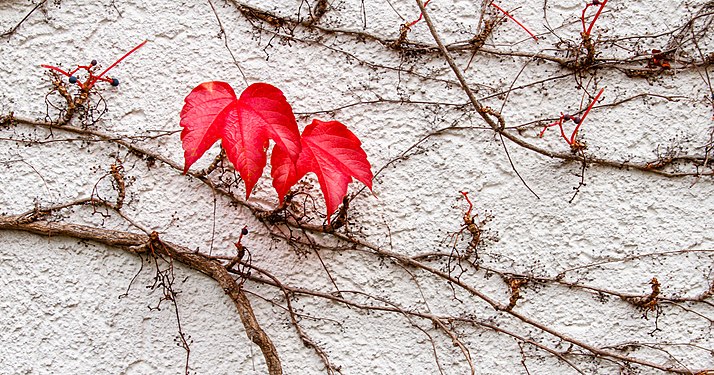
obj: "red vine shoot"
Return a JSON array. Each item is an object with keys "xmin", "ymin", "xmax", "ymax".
[
  {"xmin": 539, "ymin": 88, "xmax": 605, "ymax": 146},
  {"xmin": 490, "ymin": 2, "xmax": 538, "ymax": 42},
  {"xmin": 460, "ymin": 191, "xmax": 473, "ymax": 217},
  {"xmin": 581, "ymin": 0, "xmax": 608, "ymax": 36},
  {"xmin": 405, "ymin": 0, "xmax": 432, "ymax": 28},
  {"xmin": 41, "ymin": 40, "xmax": 147, "ymax": 91}
]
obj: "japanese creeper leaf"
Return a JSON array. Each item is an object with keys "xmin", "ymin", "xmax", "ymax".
[
  {"xmin": 180, "ymin": 82, "xmax": 301, "ymax": 199},
  {"xmin": 223, "ymin": 83, "xmax": 301, "ymax": 198},
  {"xmin": 179, "ymin": 81, "xmax": 236, "ymax": 174},
  {"xmin": 273, "ymin": 119, "xmax": 373, "ymax": 222}
]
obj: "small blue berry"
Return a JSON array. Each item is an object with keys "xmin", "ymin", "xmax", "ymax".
[
  {"xmin": 69, "ymin": 76, "xmax": 78, "ymax": 84},
  {"xmin": 111, "ymin": 78, "xmax": 120, "ymax": 86},
  {"xmin": 563, "ymin": 114, "xmax": 572, "ymax": 121},
  {"xmin": 90, "ymin": 59, "xmax": 98, "ymax": 66},
  {"xmin": 241, "ymin": 227, "xmax": 249, "ymax": 236},
  {"xmin": 572, "ymin": 116, "xmax": 581, "ymax": 124}
]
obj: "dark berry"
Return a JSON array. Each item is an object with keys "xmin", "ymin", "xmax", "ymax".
[
  {"xmin": 111, "ymin": 78, "xmax": 119, "ymax": 86},
  {"xmin": 241, "ymin": 227, "xmax": 249, "ymax": 236},
  {"xmin": 592, "ymin": 0, "xmax": 600, "ymax": 5},
  {"xmin": 90, "ymin": 59, "xmax": 98, "ymax": 66},
  {"xmin": 69, "ymin": 76, "xmax": 78, "ymax": 83},
  {"xmin": 563, "ymin": 114, "xmax": 572, "ymax": 121},
  {"xmin": 572, "ymin": 116, "xmax": 581, "ymax": 124}
]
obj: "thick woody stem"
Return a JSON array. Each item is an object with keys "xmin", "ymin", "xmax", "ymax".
[{"xmin": 0, "ymin": 215, "xmax": 283, "ymax": 375}]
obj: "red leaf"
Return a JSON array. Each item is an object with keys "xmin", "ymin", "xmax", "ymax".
[
  {"xmin": 274, "ymin": 119, "xmax": 372, "ymax": 222},
  {"xmin": 179, "ymin": 81, "xmax": 236, "ymax": 174},
  {"xmin": 180, "ymin": 82, "xmax": 374, "ymax": 217},
  {"xmin": 271, "ymin": 146, "xmax": 300, "ymax": 202},
  {"xmin": 180, "ymin": 82, "xmax": 301, "ymax": 199},
  {"xmin": 223, "ymin": 83, "xmax": 301, "ymax": 198}
]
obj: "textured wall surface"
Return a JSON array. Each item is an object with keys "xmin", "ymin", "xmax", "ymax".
[{"xmin": 1, "ymin": 0, "xmax": 713, "ymax": 374}]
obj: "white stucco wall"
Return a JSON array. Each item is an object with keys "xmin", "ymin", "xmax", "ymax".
[{"xmin": 1, "ymin": 0, "xmax": 713, "ymax": 374}]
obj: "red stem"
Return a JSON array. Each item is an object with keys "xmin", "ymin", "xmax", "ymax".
[
  {"xmin": 537, "ymin": 124, "xmax": 552, "ymax": 138},
  {"xmin": 570, "ymin": 88, "xmax": 604, "ymax": 144},
  {"xmin": 539, "ymin": 114, "xmax": 570, "ymax": 144},
  {"xmin": 585, "ymin": 0, "xmax": 608, "ymax": 36},
  {"xmin": 580, "ymin": 4, "xmax": 591, "ymax": 34},
  {"xmin": 90, "ymin": 40, "xmax": 148, "ymax": 86},
  {"xmin": 406, "ymin": 0, "xmax": 432, "ymax": 28},
  {"xmin": 490, "ymin": 2, "xmax": 538, "ymax": 42},
  {"xmin": 40, "ymin": 65, "xmax": 70, "ymax": 77},
  {"xmin": 460, "ymin": 191, "xmax": 473, "ymax": 217},
  {"xmin": 237, "ymin": 226, "xmax": 248, "ymax": 245},
  {"xmin": 42, "ymin": 40, "xmax": 146, "ymax": 90},
  {"xmin": 40, "ymin": 64, "xmax": 84, "ymax": 88},
  {"xmin": 557, "ymin": 119, "xmax": 570, "ymax": 144}
]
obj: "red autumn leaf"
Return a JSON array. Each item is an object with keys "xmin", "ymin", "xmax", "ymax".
[
  {"xmin": 179, "ymin": 81, "xmax": 236, "ymax": 174},
  {"xmin": 223, "ymin": 83, "xmax": 301, "ymax": 198},
  {"xmin": 180, "ymin": 83, "xmax": 372, "ymax": 216},
  {"xmin": 271, "ymin": 145, "xmax": 300, "ymax": 203},
  {"xmin": 180, "ymin": 82, "xmax": 301, "ymax": 199},
  {"xmin": 273, "ymin": 119, "xmax": 372, "ymax": 222}
]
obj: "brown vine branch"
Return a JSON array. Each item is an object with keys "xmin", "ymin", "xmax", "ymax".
[
  {"xmin": 226, "ymin": 0, "xmax": 713, "ymax": 74},
  {"xmin": 237, "ymin": 261, "xmax": 579, "ymax": 374},
  {"xmin": 0, "ymin": 210, "xmax": 283, "ymax": 375},
  {"xmin": 0, "ymin": 0, "xmax": 47, "ymax": 38},
  {"xmin": 4, "ymin": 109, "xmax": 711, "ymax": 372},
  {"xmin": 414, "ymin": 0, "xmax": 713, "ymax": 179},
  {"xmin": 3, "ymin": 4, "xmax": 714, "ymax": 371},
  {"xmin": 266, "ymin": 224, "xmax": 708, "ymax": 374}
]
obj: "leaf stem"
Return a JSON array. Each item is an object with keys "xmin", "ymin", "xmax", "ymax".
[
  {"xmin": 405, "ymin": 0, "xmax": 432, "ymax": 28},
  {"xmin": 92, "ymin": 40, "xmax": 148, "ymax": 85},
  {"xmin": 584, "ymin": 0, "xmax": 608, "ymax": 36},
  {"xmin": 490, "ymin": 2, "xmax": 538, "ymax": 42},
  {"xmin": 570, "ymin": 88, "xmax": 604, "ymax": 144}
]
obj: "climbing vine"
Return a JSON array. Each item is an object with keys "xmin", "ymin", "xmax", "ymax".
[{"xmin": 1, "ymin": 0, "xmax": 713, "ymax": 374}]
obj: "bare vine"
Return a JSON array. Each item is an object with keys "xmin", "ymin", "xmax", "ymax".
[{"xmin": 1, "ymin": 0, "xmax": 714, "ymax": 374}]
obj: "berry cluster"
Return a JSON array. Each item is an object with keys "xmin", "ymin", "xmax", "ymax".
[
  {"xmin": 41, "ymin": 40, "xmax": 146, "ymax": 91},
  {"xmin": 562, "ymin": 114, "xmax": 581, "ymax": 124}
]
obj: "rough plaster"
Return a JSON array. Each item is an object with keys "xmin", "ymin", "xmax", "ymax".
[{"xmin": 0, "ymin": 0, "xmax": 713, "ymax": 374}]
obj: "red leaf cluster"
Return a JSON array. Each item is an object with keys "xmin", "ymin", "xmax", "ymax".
[{"xmin": 180, "ymin": 81, "xmax": 372, "ymax": 221}]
